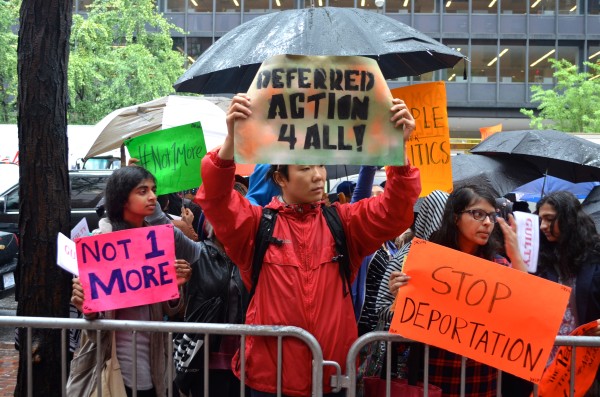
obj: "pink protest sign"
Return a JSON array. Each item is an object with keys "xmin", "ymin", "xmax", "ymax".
[{"xmin": 76, "ymin": 224, "xmax": 179, "ymax": 314}]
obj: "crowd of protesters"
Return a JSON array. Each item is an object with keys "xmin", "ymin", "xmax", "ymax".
[{"xmin": 67, "ymin": 93, "xmax": 600, "ymax": 397}]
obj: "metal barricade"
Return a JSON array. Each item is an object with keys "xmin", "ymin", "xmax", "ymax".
[
  {"xmin": 336, "ymin": 331, "xmax": 600, "ymax": 397},
  {"xmin": 0, "ymin": 316, "xmax": 325, "ymax": 397}
]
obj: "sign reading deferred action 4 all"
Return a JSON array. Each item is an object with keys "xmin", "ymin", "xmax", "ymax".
[{"xmin": 236, "ymin": 55, "xmax": 404, "ymax": 166}]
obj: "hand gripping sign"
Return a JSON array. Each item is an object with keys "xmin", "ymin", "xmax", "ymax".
[
  {"xmin": 390, "ymin": 238, "xmax": 571, "ymax": 382},
  {"xmin": 75, "ymin": 224, "xmax": 179, "ymax": 314},
  {"xmin": 236, "ymin": 55, "xmax": 404, "ymax": 166}
]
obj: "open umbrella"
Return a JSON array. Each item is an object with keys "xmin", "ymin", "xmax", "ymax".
[
  {"xmin": 84, "ymin": 95, "xmax": 228, "ymax": 159},
  {"xmin": 452, "ymin": 154, "xmax": 542, "ymax": 197},
  {"xmin": 173, "ymin": 7, "xmax": 465, "ymax": 94},
  {"xmin": 470, "ymin": 130, "xmax": 600, "ymax": 183},
  {"xmin": 582, "ymin": 185, "xmax": 600, "ymax": 232},
  {"xmin": 511, "ymin": 175, "xmax": 600, "ymax": 202}
]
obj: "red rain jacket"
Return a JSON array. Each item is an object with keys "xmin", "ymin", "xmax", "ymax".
[{"xmin": 195, "ymin": 151, "xmax": 421, "ymax": 396}]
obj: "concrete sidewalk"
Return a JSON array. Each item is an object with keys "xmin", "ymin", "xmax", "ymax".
[{"xmin": 0, "ymin": 342, "xmax": 17, "ymax": 396}]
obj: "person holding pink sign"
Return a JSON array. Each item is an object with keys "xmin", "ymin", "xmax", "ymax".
[
  {"xmin": 70, "ymin": 166, "xmax": 193, "ymax": 397},
  {"xmin": 195, "ymin": 94, "xmax": 421, "ymax": 396}
]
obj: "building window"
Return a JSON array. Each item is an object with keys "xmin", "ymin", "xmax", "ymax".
[
  {"xmin": 414, "ymin": 71, "xmax": 435, "ymax": 82},
  {"xmin": 440, "ymin": 41, "xmax": 468, "ymax": 83},
  {"xmin": 471, "ymin": 42, "xmax": 498, "ymax": 83},
  {"xmin": 501, "ymin": 0, "xmax": 527, "ymax": 14},
  {"xmin": 558, "ymin": 0, "xmax": 579, "ymax": 14},
  {"xmin": 530, "ymin": 0, "xmax": 555, "ymax": 14},
  {"xmin": 529, "ymin": 43, "xmax": 556, "ymax": 83},
  {"xmin": 589, "ymin": 0, "xmax": 600, "ymax": 14},
  {"xmin": 189, "ymin": 0, "xmax": 213, "ymax": 12},
  {"xmin": 329, "ymin": 0, "xmax": 355, "ymax": 7},
  {"xmin": 244, "ymin": 0, "xmax": 270, "ymax": 11},
  {"xmin": 385, "ymin": 0, "xmax": 411, "ymax": 13},
  {"xmin": 589, "ymin": 43, "xmax": 600, "ymax": 67},
  {"xmin": 216, "ymin": 0, "xmax": 241, "ymax": 11},
  {"xmin": 498, "ymin": 41, "xmax": 526, "ymax": 82},
  {"xmin": 473, "ymin": 0, "xmax": 497, "ymax": 14},
  {"xmin": 187, "ymin": 37, "xmax": 215, "ymax": 59},
  {"xmin": 77, "ymin": 0, "xmax": 94, "ymax": 12},
  {"xmin": 444, "ymin": 0, "xmax": 468, "ymax": 14},
  {"xmin": 414, "ymin": 0, "xmax": 436, "ymax": 13},
  {"xmin": 166, "ymin": 0, "xmax": 186, "ymax": 11}
]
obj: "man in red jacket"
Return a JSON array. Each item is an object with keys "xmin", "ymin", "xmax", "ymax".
[{"xmin": 195, "ymin": 93, "xmax": 421, "ymax": 396}]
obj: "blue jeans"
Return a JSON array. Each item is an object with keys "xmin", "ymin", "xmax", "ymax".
[{"xmin": 250, "ymin": 389, "xmax": 346, "ymax": 397}]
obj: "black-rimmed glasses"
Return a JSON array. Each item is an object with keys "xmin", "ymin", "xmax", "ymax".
[{"xmin": 460, "ymin": 209, "xmax": 498, "ymax": 224}]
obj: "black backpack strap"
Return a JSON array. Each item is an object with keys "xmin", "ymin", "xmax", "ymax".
[
  {"xmin": 322, "ymin": 205, "xmax": 352, "ymax": 297},
  {"xmin": 249, "ymin": 207, "xmax": 280, "ymax": 301}
]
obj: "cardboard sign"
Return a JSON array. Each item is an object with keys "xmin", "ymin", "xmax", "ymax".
[
  {"xmin": 513, "ymin": 211, "xmax": 540, "ymax": 273},
  {"xmin": 70, "ymin": 217, "xmax": 90, "ymax": 240},
  {"xmin": 389, "ymin": 238, "xmax": 571, "ymax": 382},
  {"xmin": 535, "ymin": 321, "xmax": 600, "ymax": 397},
  {"xmin": 236, "ymin": 55, "xmax": 404, "ymax": 166},
  {"xmin": 76, "ymin": 224, "xmax": 179, "ymax": 314},
  {"xmin": 57, "ymin": 232, "xmax": 78, "ymax": 276},
  {"xmin": 391, "ymin": 82, "xmax": 452, "ymax": 197},
  {"xmin": 124, "ymin": 122, "xmax": 206, "ymax": 195}
]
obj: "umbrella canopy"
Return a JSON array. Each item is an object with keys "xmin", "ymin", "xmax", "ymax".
[
  {"xmin": 470, "ymin": 130, "xmax": 600, "ymax": 183},
  {"xmin": 582, "ymin": 185, "xmax": 600, "ymax": 232},
  {"xmin": 511, "ymin": 175, "xmax": 600, "ymax": 202},
  {"xmin": 325, "ymin": 165, "xmax": 363, "ymax": 180},
  {"xmin": 85, "ymin": 95, "xmax": 228, "ymax": 159},
  {"xmin": 174, "ymin": 7, "xmax": 465, "ymax": 94},
  {"xmin": 452, "ymin": 154, "xmax": 542, "ymax": 197}
]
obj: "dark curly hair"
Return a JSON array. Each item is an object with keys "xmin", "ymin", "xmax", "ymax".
[
  {"xmin": 430, "ymin": 185, "xmax": 501, "ymax": 260},
  {"xmin": 536, "ymin": 191, "xmax": 600, "ymax": 277},
  {"xmin": 105, "ymin": 166, "xmax": 156, "ymax": 231}
]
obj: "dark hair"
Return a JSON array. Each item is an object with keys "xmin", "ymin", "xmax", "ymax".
[
  {"xmin": 536, "ymin": 191, "xmax": 600, "ymax": 277},
  {"xmin": 105, "ymin": 166, "xmax": 156, "ymax": 231},
  {"xmin": 266, "ymin": 165, "xmax": 289, "ymax": 185},
  {"xmin": 430, "ymin": 185, "xmax": 500, "ymax": 260}
]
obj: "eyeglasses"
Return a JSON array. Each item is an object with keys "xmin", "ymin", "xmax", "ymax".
[{"xmin": 460, "ymin": 209, "xmax": 498, "ymax": 224}]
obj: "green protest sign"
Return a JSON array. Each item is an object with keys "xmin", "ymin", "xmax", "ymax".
[{"xmin": 124, "ymin": 122, "xmax": 206, "ymax": 195}]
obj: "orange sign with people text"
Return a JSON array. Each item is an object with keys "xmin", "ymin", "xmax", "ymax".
[
  {"xmin": 389, "ymin": 238, "xmax": 571, "ymax": 382},
  {"xmin": 391, "ymin": 83, "xmax": 452, "ymax": 197},
  {"xmin": 535, "ymin": 320, "xmax": 600, "ymax": 397}
]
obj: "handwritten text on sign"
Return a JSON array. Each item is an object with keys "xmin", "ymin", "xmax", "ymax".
[
  {"xmin": 391, "ymin": 83, "xmax": 452, "ymax": 196},
  {"xmin": 125, "ymin": 122, "xmax": 206, "ymax": 195},
  {"xmin": 389, "ymin": 238, "xmax": 571, "ymax": 382},
  {"xmin": 76, "ymin": 225, "xmax": 179, "ymax": 314},
  {"xmin": 236, "ymin": 55, "xmax": 404, "ymax": 166}
]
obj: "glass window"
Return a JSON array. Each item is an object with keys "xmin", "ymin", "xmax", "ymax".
[
  {"xmin": 244, "ymin": 0, "xmax": 269, "ymax": 12},
  {"xmin": 190, "ymin": 0, "xmax": 213, "ymax": 12},
  {"xmin": 77, "ymin": 0, "xmax": 94, "ymax": 12},
  {"xmin": 414, "ymin": 0, "xmax": 436, "ymax": 13},
  {"xmin": 529, "ymin": 43, "xmax": 556, "ymax": 83},
  {"xmin": 498, "ymin": 40, "xmax": 526, "ymax": 82},
  {"xmin": 589, "ymin": 0, "xmax": 600, "ymax": 14},
  {"xmin": 271, "ymin": 0, "xmax": 295, "ymax": 9},
  {"xmin": 216, "ymin": 0, "xmax": 241, "ymax": 12},
  {"xmin": 329, "ymin": 0, "xmax": 355, "ymax": 7},
  {"xmin": 187, "ymin": 37, "xmax": 215, "ymax": 59},
  {"xmin": 471, "ymin": 42, "xmax": 498, "ymax": 82},
  {"xmin": 589, "ymin": 43, "xmax": 600, "ymax": 65},
  {"xmin": 501, "ymin": 0, "xmax": 527, "ymax": 14},
  {"xmin": 414, "ymin": 71, "xmax": 435, "ymax": 82},
  {"xmin": 557, "ymin": 43, "xmax": 579, "ymax": 65},
  {"xmin": 71, "ymin": 177, "xmax": 108, "ymax": 210},
  {"xmin": 473, "ymin": 0, "xmax": 497, "ymax": 14},
  {"xmin": 5, "ymin": 189, "xmax": 18, "ymax": 212},
  {"xmin": 385, "ymin": 0, "xmax": 411, "ymax": 13},
  {"xmin": 166, "ymin": 0, "xmax": 186, "ymax": 11},
  {"xmin": 357, "ymin": 0, "xmax": 380, "ymax": 9},
  {"xmin": 444, "ymin": 0, "xmax": 468, "ymax": 14},
  {"xmin": 440, "ymin": 41, "xmax": 468, "ymax": 82},
  {"xmin": 530, "ymin": 0, "xmax": 555, "ymax": 14},
  {"xmin": 558, "ymin": 0, "xmax": 579, "ymax": 13}
]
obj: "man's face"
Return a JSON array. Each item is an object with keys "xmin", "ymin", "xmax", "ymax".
[{"xmin": 276, "ymin": 165, "xmax": 327, "ymax": 204}]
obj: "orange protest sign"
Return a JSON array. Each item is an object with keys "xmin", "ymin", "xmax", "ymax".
[
  {"xmin": 479, "ymin": 123, "xmax": 502, "ymax": 140},
  {"xmin": 389, "ymin": 238, "xmax": 571, "ymax": 382},
  {"xmin": 535, "ymin": 320, "xmax": 600, "ymax": 397},
  {"xmin": 391, "ymin": 82, "xmax": 452, "ymax": 196}
]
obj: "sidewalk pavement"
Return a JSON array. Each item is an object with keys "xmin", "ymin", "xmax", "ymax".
[{"xmin": 0, "ymin": 342, "xmax": 17, "ymax": 396}]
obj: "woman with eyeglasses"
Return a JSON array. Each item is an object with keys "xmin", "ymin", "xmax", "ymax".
[{"xmin": 416, "ymin": 184, "xmax": 526, "ymax": 396}]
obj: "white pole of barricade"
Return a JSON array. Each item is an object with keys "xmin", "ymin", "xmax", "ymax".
[{"xmin": 460, "ymin": 355, "xmax": 467, "ymax": 397}]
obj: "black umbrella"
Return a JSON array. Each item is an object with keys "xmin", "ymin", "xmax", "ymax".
[
  {"xmin": 452, "ymin": 154, "xmax": 542, "ymax": 197},
  {"xmin": 470, "ymin": 130, "xmax": 600, "ymax": 183},
  {"xmin": 174, "ymin": 7, "xmax": 465, "ymax": 94},
  {"xmin": 582, "ymin": 185, "xmax": 600, "ymax": 232}
]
